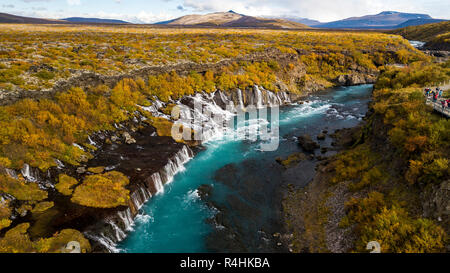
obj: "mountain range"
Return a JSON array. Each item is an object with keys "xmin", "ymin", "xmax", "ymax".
[
  {"xmin": 394, "ymin": 18, "xmax": 447, "ymax": 28},
  {"xmin": 0, "ymin": 11, "xmax": 447, "ymax": 30},
  {"xmin": 314, "ymin": 11, "xmax": 446, "ymax": 29},
  {"xmin": 0, "ymin": 12, "xmax": 130, "ymax": 24},
  {"xmin": 155, "ymin": 10, "xmax": 447, "ymax": 29},
  {"xmin": 268, "ymin": 16, "xmax": 322, "ymax": 26},
  {"xmin": 62, "ymin": 17, "xmax": 130, "ymax": 24}
]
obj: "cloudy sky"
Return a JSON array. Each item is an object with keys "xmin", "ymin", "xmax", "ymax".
[{"xmin": 1, "ymin": 0, "xmax": 449, "ymax": 23}]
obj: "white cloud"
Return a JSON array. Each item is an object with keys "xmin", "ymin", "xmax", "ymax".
[
  {"xmin": 182, "ymin": 0, "xmax": 449, "ymax": 21},
  {"xmin": 20, "ymin": 0, "xmax": 53, "ymax": 2},
  {"xmin": 67, "ymin": 0, "xmax": 81, "ymax": 6},
  {"xmin": 7, "ymin": 0, "xmax": 450, "ymax": 23},
  {"xmin": 94, "ymin": 10, "xmax": 175, "ymax": 23}
]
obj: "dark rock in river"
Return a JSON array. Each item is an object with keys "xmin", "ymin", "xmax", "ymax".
[
  {"xmin": 331, "ymin": 127, "xmax": 360, "ymax": 148},
  {"xmin": 197, "ymin": 184, "xmax": 213, "ymax": 200},
  {"xmin": 297, "ymin": 134, "xmax": 320, "ymax": 152},
  {"xmin": 317, "ymin": 133, "xmax": 326, "ymax": 140}
]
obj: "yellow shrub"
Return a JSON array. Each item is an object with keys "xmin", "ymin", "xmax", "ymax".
[
  {"xmin": 55, "ymin": 174, "xmax": 79, "ymax": 196},
  {"xmin": 71, "ymin": 171, "xmax": 130, "ymax": 208},
  {"xmin": 0, "ymin": 174, "xmax": 47, "ymax": 201}
]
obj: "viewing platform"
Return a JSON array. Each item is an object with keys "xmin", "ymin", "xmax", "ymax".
[{"xmin": 425, "ymin": 81, "xmax": 450, "ymax": 118}]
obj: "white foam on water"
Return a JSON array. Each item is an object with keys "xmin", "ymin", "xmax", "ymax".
[
  {"xmin": 280, "ymin": 101, "xmax": 332, "ymax": 124},
  {"xmin": 135, "ymin": 213, "xmax": 153, "ymax": 225},
  {"xmin": 184, "ymin": 189, "xmax": 200, "ymax": 205}
]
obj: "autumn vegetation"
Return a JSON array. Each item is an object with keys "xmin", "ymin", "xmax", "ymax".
[
  {"xmin": 0, "ymin": 24, "xmax": 430, "ymax": 253},
  {"xmin": 0, "ymin": 24, "xmax": 424, "ymax": 92},
  {"xmin": 55, "ymin": 174, "xmax": 79, "ymax": 196},
  {"xmin": 0, "ymin": 223, "xmax": 91, "ymax": 253},
  {"xmin": 71, "ymin": 171, "xmax": 130, "ymax": 208},
  {"xmin": 330, "ymin": 60, "xmax": 450, "ymax": 252}
]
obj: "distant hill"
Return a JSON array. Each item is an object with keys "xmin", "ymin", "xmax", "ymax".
[
  {"xmin": 394, "ymin": 18, "xmax": 447, "ymax": 28},
  {"xmin": 317, "ymin": 11, "xmax": 434, "ymax": 29},
  {"xmin": 0, "ymin": 12, "xmax": 64, "ymax": 24},
  {"xmin": 63, "ymin": 17, "xmax": 130, "ymax": 24},
  {"xmin": 388, "ymin": 21, "xmax": 450, "ymax": 50},
  {"xmin": 157, "ymin": 10, "xmax": 310, "ymax": 29},
  {"xmin": 261, "ymin": 16, "xmax": 322, "ymax": 27},
  {"xmin": 285, "ymin": 18, "xmax": 322, "ymax": 26},
  {"xmin": 0, "ymin": 12, "xmax": 129, "ymax": 24}
]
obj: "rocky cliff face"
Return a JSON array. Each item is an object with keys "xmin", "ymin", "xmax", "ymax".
[
  {"xmin": 0, "ymin": 47, "xmax": 383, "ymax": 106},
  {"xmin": 335, "ymin": 73, "xmax": 377, "ymax": 86},
  {"xmin": 0, "ymin": 48, "xmax": 299, "ymax": 106},
  {"xmin": 335, "ymin": 64, "xmax": 378, "ymax": 86}
]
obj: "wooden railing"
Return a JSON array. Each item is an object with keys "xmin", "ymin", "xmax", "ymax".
[
  {"xmin": 425, "ymin": 97, "xmax": 450, "ymax": 117},
  {"xmin": 424, "ymin": 81, "xmax": 450, "ymax": 117}
]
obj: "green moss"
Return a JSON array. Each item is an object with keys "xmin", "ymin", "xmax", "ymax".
[
  {"xmin": 55, "ymin": 174, "xmax": 79, "ymax": 196},
  {"xmin": 34, "ymin": 70, "xmax": 55, "ymax": 80},
  {"xmin": 71, "ymin": 171, "xmax": 130, "ymax": 208}
]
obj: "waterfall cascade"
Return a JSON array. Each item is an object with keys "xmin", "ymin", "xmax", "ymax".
[
  {"xmin": 5, "ymin": 168, "xmax": 18, "ymax": 179},
  {"xmin": 21, "ymin": 164, "xmax": 37, "ymax": 182},
  {"xmin": 166, "ymin": 86, "xmax": 296, "ymax": 144},
  {"xmin": 87, "ymin": 145, "xmax": 194, "ymax": 252},
  {"xmin": 87, "ymin": 87, "xmax": 293, "ymax": 252}
]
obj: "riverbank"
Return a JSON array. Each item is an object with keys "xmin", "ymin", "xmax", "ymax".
[{"xmin": 283, "ymin": 60, "xmax": 449, "ymax": 253}]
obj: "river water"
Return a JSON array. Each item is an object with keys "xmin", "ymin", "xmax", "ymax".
[{"xmin": 118, "ymin": 84, "xmax": 373, "ymax": 253}]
